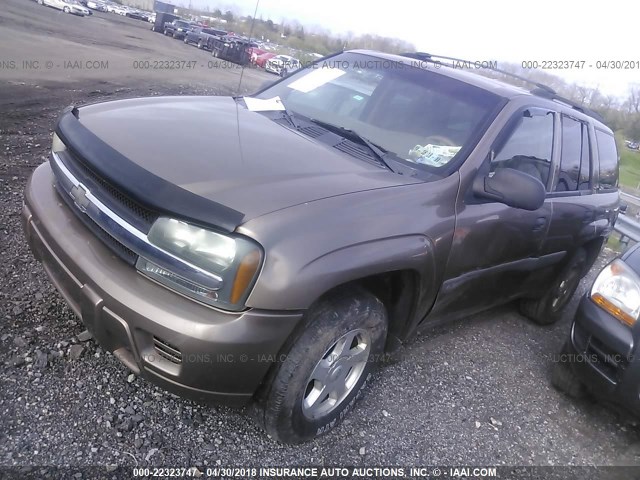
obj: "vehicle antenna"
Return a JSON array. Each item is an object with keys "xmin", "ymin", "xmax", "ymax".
[{"xmin": 236, "ymin": 0, "xmax": 260, "ymax": 96}]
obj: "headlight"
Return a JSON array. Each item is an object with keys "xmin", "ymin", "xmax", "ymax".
[
  {"xmin": 137, "ymin": 217, "xmax": 262, "ymax": 310},
  {"xmin": 52, "ymin": 133, "xmax": 66, "ymax": 153},
  {"xmin": 590, "ymin": 259, "xmax": 640, "ymax": 326}
]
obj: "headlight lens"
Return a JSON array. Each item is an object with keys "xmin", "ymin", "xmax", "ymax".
[
  {"xmin": 590, "ymin": 259, "xmax": 640, "ymax": 327},
  {"xmin": 138, "ymin": 217, "xmax": 262, "ymax": 310}
]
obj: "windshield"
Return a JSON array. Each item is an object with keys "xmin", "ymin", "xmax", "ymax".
[
  {"xmin": 256, "ymin": 52, "xmax": 501, "ymax": 170},
  {"xmin": 175, "ymin": 21, "xmax": 190, "ymax": 28}
]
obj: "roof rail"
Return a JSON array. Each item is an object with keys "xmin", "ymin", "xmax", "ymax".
[
  {"xmin": 529, "ymin": 87, "xmax": 605, "ymax": 123},
  {"xmin": 400, "ymin": 52, "xmax": 556, "ymax": 93},
  {"xmin": 400, "ymin": 52, "xmax": 604, "ymax": 123}
]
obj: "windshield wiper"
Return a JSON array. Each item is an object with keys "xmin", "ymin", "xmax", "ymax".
[{"xmin": 308, "ymin": 119, "xmax": 393, "ymax": 171}]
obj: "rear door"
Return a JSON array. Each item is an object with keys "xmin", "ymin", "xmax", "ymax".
[{"xmin": 542, "ymin": 114, "xmax": 596, "ymax": 255}]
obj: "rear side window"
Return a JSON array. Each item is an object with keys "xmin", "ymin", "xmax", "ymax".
[
  {"xmin": 595, "ymin": 130, "xmax": 619, "ymax": 190},
  {"xmin": 555, "ymin": 116, "xmax": 591, "ymax": 192},
  {"xmin": 492, "ymin": 110, "xmax": 554, "ymax": 187}
]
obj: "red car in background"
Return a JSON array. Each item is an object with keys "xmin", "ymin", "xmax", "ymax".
[{"xmin": 254, "ymin": 52, "xmax": 276, "ymax": 68}]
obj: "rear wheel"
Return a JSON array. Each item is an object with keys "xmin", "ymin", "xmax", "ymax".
[
  {"xmin": 253, "ymin": 288, "xmax": 388, "ymax": 444},
  {"xmin": 520, "ymin": 248, "xmax": 587, "ymax": 325},
  {"xmin": 164, "ymin": 29, "xmax": 169, "ymax": 35}
]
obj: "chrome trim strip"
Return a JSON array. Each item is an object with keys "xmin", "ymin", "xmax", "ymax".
[{"xmin": 50, "ymin": 151, "xmax": 224, "ymax": 290}]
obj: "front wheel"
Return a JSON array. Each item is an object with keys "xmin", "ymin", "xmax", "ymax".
[
  {"xmin": 520, "ymin": 248, "xmax": 587, "ymax": 325},
  {"xmin": 63, "ymin": 6, "xmax": 70, "ymax": 13},
  {"xmin": 197, "ymin": 41, "xmax": 203, "ymax": 49},
  {"xmin": 253, "ymin": 288, "xmax": 388, "ymax": 444}
]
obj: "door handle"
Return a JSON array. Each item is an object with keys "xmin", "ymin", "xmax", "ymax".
[{"xmin": 532, "ymin": 217, "xmax": 547, "ymax": 232}]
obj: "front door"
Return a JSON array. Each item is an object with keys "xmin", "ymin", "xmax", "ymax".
[{"xmin": 428, "ymin": 107, "xmax": 558, "ymax": 321}]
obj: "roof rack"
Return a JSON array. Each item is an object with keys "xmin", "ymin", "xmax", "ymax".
[
  {"xmin": 529, "ymin": 87, "xmax": 605, "ymax": 123},
  {"xmin": 401, "ymin": 52, "xmax": 605, "ymax": 123}
]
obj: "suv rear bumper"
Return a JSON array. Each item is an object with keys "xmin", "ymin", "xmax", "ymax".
[{"xmin": 23, "ymin": 163, "xmax": 303, "ymax": 406}]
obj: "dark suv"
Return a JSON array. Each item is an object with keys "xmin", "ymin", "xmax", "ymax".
[
  {"xmin": 22, "ymin": 50, "xmax": 620, "ymax": 443},
  {"xmin": 163, "ymin": 19, "xmax": 193, "ymax": 39}
]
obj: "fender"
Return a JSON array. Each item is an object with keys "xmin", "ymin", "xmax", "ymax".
[{"xmin": 246, "ymin": 234, "xmax": 437, "ymax": 313}]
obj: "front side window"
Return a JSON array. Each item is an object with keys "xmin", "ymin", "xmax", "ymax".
[
  {"xmin": 491, "ymin": 109, "xmax": 554, "ymax": 187},
  {"xmin": 555, "ymin": 116, "xmax": 591, "ymax": 192},
  {"xmin": 596, "ymin": 130, "xmax": 619, "ymax": 190},
  {"xmin": 256, "ymin": 52, "xmax": 501, "ymax": 171}
]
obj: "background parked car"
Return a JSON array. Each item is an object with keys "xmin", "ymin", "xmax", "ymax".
[
  {"xmin": 248, "ymin": 47, "xmax": 268, "ymax": 64},
  {"xmin": 210, "ymin": 36, "xmax": 254, "ymax": 65},
  {"xmin": 37, "ymin": 0, "xmax": 90, "ymax": 16},
  {"xmin": 254, "ymin": 52, "xmax": 276, "ymax": 68},
  {"xmin": 151, "ymin": 12, "xmax": 178, "ymax": 33},
  {"xmin": 126, "ymin": 9, "xmax": 150, "ymax": 21},
  {"xmin": 86, "ymin": 0, "xmax": 107, "ymax": 12},
  {"xmin": 554, "ymin": 242, "xmax": 640, "ymax": 418},
  {"xmin": 184, "ymin": 26, "xmax": 227, "ymax": 50},
  {"xmin": 265, "ymin": 54, "xmax": 301, "ymax": 76},
  {"xmin": 163, "ymin": 19, "xmax": 193, "ymax": 39}
]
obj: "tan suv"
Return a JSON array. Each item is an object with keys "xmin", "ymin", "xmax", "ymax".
[{"xmin": 23, "ymin": 50, "xmax": 620, "ymax": 443}]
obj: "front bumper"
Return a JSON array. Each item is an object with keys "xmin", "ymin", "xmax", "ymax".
[
  {"xmin": 567, "ymin": 294, "xmax": 640, "ymax": 415},
  {"xmin": 23, "ymin": 163, "xmax": 303, "ymax": 406}
]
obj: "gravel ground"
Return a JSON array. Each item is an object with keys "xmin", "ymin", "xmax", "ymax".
[{"xmin": 1, "ymin": 0, "xmax": 640, "ymax": 476}]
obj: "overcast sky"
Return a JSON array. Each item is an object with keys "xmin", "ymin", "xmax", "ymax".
[{"xmin": 188, "ymin": 0, "xmax": 639, "ymax": 98}]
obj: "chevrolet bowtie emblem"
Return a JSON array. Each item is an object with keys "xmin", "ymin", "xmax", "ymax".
[{"xmin": 70, "ymin": 184, "xmax": 90, "ymax": 213}]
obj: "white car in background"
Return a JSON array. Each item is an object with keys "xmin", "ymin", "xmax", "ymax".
[
  {"xmin": 86, "ymin": 0, "xmax": 108, "ymax": 11},
  {"xmin": 265, "ymin": 55, "xmax": 301, "ymax": 77},
  {"xmin": 37, "ymin": 0, "xmax": 91, "ymax": 16}
]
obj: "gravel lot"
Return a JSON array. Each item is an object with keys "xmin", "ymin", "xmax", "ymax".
[{"xmin": 1, "ymin": 0, "xmax": 640, "ymax": 475}]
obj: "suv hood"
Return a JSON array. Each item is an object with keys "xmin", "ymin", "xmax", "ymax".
[{"xmin": 74, "ymin": 96, "xmax": 419, "ymax": 226}]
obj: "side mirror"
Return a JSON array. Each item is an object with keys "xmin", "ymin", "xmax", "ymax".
[{"xmin": 473, "ymin": 168, "xmax": 545, "ymax": 211}]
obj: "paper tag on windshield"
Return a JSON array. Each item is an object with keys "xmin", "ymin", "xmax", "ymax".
[
  {"xmin": 288, "ymin": 68, "xmax": 346, "ymax": 93},
  {"xmin": 243, "ymin": 96, "xmax": 285, "ymax": 112},
  {"xmin": 408, "ymin": 144, "xmax": 461, "ymax": 167}
]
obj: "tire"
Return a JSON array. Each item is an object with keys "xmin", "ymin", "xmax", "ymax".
[
  {"xmin": 164, "ymin": 29, "xmax": 169, "ymax": 35},
  {"xmin": 552, "ymin": 342, "xmax": 586, "ymax": 399},
  {"xmin": 38, "ymin": 0, "xmax": 44, "ymax": 5},
  {"xmin": 253, "ymin": 287, "xmax": 388, "ymax": 444},
  {"xmin": 197, "ymin": 41, "xmax": 203, "ymax": 49},
  {"xmin": 63, "ymin": 6, "xmax": 70, "ymax": 13},
  {"xmin": 520, "ymin": 248, "xmax": 587, "ymax": 325},
  {"xmin": 212, "ymin": 49, "xmax": 218, "ymax": 58},
  {"xmin": 173, "ymin": 32, "xmax": 179, "ymax": 39}
]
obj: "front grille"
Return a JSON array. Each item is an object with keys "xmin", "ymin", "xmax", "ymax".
[
  {"xmin": 56, "ymin": 182, "xmax": 138, "ymax": 265},
  {"xmin": 153, "ymin": 336, "xmax": 182, "ymax": 364},
  {"xmin": 59, "ymin": 150, "xmax": 157, "ymax": 232}
]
